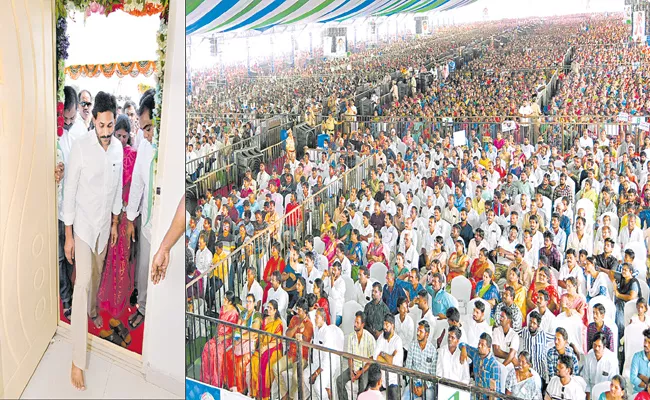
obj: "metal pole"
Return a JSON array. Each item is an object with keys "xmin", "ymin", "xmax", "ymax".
[
  {"xmin": 246, "ymin": 37, "xmax": 251, "ymax": 76},
  {"xmin": 309, "ymin": 31, "xmax": 313, "ymax": 58},
  {"xmin": 270, "ymin": 36, "xmax": 275, "ymax": 73}
]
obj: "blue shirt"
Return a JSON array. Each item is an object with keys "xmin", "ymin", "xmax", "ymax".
[
  {"xmin": 631, "ymin": 350, "xmax": 650, "ymax": 393},
  {"xmin": 404, "ymin": 282, "xmax": 424, "ymax": 302},
  {"xmin": 461, "ymin": 343, "xmax": 501, "ymax": 397},
  {"xmin": 382, "ymin": 281, "xmax": 407, "ymax": 314},
  {"xmin": 431, "ymin": 288, "xmax": 454, "ymax": 317},
  {"xmin": 186, "ymin": 226, "xmax": 201, "ymax": 251}
]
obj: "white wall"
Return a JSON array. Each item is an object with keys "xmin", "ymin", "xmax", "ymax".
[{"xmin": 140, "ymin": 0, "xmax": 185, "ymax": 396}]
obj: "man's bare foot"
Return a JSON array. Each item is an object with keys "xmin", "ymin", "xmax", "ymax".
[
  {"xmin": 91, "ymin": 314, "xmax": 103, "ymax": 329},
  {"xmin": 70, "ymin": 362, "xmax": 86, "ymax": 391}
]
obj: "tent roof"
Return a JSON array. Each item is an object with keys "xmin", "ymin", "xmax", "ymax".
[{"xmin": 186, "ymin": 0, "xmax": 477, "ymax": 36}]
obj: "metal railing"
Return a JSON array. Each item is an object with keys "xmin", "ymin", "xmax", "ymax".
[
  {"xmin": 185, "ymin": 314, "xmax": 519, "ymax": 400},
  {"xmin": 186, "ymin": 154, "xmax": 376, "ymax": 313}
]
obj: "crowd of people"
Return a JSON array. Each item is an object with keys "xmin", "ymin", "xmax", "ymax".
[{"xmin": 186, "ymin": 10, "xmax": 650, "ymax": 400}]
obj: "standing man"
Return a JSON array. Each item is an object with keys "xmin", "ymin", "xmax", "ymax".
[
  {"xmin": 373, "ymin": 314, "xmax": 404, "ymax": 400},
  {"xmin": 63, "ymin": 91, "xmax": 123, "ymax": 390},
  {"xmin": 402, "ymin": 320, "xmax": 437, "ymax": 400},
  {"xmin": 57, "ymin": 86, "xmax": 88, "ymax": 320},
  {"xmin": 78, "ymin": 89, "xmax": 93, "ymax": 130},
  {"xmin": 336, "ymin": 311, "xmax": 376, "ymax": 400},
  {"xmin": 125, "ymin": 92, "xmax": 156, "ymax": 330}
]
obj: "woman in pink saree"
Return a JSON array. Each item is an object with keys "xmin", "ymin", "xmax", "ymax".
[
  {"xmin": 367, "ymin": 231, "xmax": 387, "ymax": 268},
  {"xmin": 97, "ymin": 115, "xmax": 138, "ymax": 317},
  {"xmin": 201, "ymin": 291, "xmax": 239, "ymax": 389},
  {"xmin": 322, "ymin": 227, "xmax": 340, "ymax": 266}
]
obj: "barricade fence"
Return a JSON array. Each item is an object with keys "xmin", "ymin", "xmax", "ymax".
[
  {"xmin": 186, "ymin": 314, "xmax": 519, "ymax": 400},
  {"xmin": 186, "ymin": 154, "xmax": 376, "ymax": 315}
]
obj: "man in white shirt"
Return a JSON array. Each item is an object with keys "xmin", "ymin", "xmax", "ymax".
[
  {"xmin": 304, "ymin": 308, "xmax": 341, "ymax": 400},
  {"xmin": 545, "ymin": 355, "xmax": 586, "ymax": 399},
  {"xmin": 395, "ymin": 298, "xmax": 415, "ymax": 354},
  {"xmin": 584, "ymin": 332, "xmax": 619, "ymax": 396},
  {"xmin": 63, "ymin": 92, "xmax": 123, "ymax": 390},
  {"xmin": 492, "ymin": 307, "xmax": 519, "ymax": 392},
  {"xmin": 335, "ymin": 244, "xmax": 353, "ymax": 279},
  {"xmin": 257, "ymin": 162, "xmax": 270, "ymax": 191},
  {"xmin": 374, "ymin": 314, "xmax": 404, "ymax": 399},
  {"xmin": 57, "ymin": 86, "xmax": 89, "ymax": 319},
  {"xmin": 463, "ymin": 301, "xmax": 492, "ymax": 348},
  {"xmin": 300, "ymin": 252, "xmax": 322, "ymax": 294},
  {"xmin": 355, "ymin": 266, "xmax": 376, "ymax": 307},
  {"xmin": 527, "ymin": 289, "xmax": 557, "ymax": 335},
  {"xmin": 437, "ymin": 326, "xmax": 471, "ymax": 384},
  {"xmin": 125, "ymin": 92, "xmax": 156, "ymax": 330},
  {"xmin": 480, "ymin": 209, "xmax": 502, "ymax": 251},
  {"xmin": 194, "ymin": 234, "xmax": 213, "ymax": 276},
  {"xmin": 266, "ymin": 271, "xmax": 289, "ymax": 321},
  {"xmin": 325, "ymin": 262, "xmax": 346, "ymax": 326},
  {"xmin": 241, "ymin": 266, "xmax": 263, "ymax": 311},
  {"xmin": 620, "ymin": 214, "xmax": 644, "ymax": 251}
]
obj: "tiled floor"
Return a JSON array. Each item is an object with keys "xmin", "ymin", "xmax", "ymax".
[{"xmin": 21, "ymin": 334, "xmax": 180, "ymax": 399}]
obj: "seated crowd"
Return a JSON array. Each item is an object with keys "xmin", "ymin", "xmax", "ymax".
[{"xmin": 186, "ymin": 11, "xmax": 650, "ymax": 400}]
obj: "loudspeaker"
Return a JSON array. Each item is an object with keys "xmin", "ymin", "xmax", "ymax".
[
  {"xmin": 234, "ymin": 148, "xmax": 263, "ymax": 181},
  {"xmin": 398, "ymin": 82, "xmax": 408, "ymax": 99},
  {"xmin": 360, "ymin": 97, "xmax": 372, "ymax": 116}
]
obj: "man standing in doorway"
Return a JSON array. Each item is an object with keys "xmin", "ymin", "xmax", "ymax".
[
  {"xmin": 63, "ymin": 91, "xmax": 123, "ymax": 390},
  {"xmin": 57, "ymin": 86, "xmax": 88, "ymax": 320},
  {"xmin": 126, "ymin": 91, "xmax": 156, "ymax": 330}
]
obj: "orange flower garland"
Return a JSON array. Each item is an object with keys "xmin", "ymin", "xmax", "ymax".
[{"xmin": 65, "ymin": 61, "xmax": 156, "ymax": 79}]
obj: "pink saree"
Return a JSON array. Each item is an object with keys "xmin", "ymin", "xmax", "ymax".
[
  {"xmin": 97, "ymin": 145, "xmax": 137, "ymax": 316},
  {"xmin": 201, "ymin": 306, "xmax": 239, "ymax": 388}
]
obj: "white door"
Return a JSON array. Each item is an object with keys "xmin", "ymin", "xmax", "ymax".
[{"xmin": 0, "ymin": 0, "xmax": 59, "ymax": 398}]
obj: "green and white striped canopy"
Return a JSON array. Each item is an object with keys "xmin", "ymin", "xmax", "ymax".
[{"xmin": 186, "ymin": 0, "xmax": 477, "ymax": 36}]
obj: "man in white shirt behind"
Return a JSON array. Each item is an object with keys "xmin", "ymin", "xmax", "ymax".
[
  {"xmin": 63, "ymin": 91, "xmax": 123, "ymax": 390},
  {"xmin": 355, "ymin": 266, "xmax": 376, "ymax": 307},
  {"xmin": 57, "ymin": 86, "xmax": 89, "ymax": 319},
  {"xmin": 584, "ymin": 332, "xmax": 619, "ymax": 397},
  {"xmin": 374, "ymin": 314, "xmax": 404, "ymax": 400},
  {"xmin": 437, "ymin": 326, "xmax": 471, "ymax": 384},
  {"xmin": 324, "ymin": 261, "xmax": 346, "ymax": 326},
  {"xmin": 463, "ymin": 300, "xmax": 492, "ymax": 347},
  {"xmin": 241, "ymin": 266, "xmax": 263, "ymax": 311},
  {"xmin": 125, "ymin": 92, "xmax": 156, "ymax": 330},
  {"xmin": 266, "ymin": 271, "xmax": 289, "ymax": 321}
]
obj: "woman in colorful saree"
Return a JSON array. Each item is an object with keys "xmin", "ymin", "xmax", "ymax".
[
  {"xmin": 506, "ymin": 266, "xmax": 528, "ymax": 318},
  {"xmin": 474, "ymin": 269, "xmax": 501, "ymax": 309},
  {"xmin": 262, "ymin": 242, "xmax": 285, "ymax": 303},
  {"xmin": 322, "ymin": 227, "xmax": 340, "ymax": 266},
  {"xmin": 447, "ymin": 239, "xmax": 469, "ymax": 282},
  {"xmin": 250, "ymin": 300, "xmax": 284, "ymax": 399},
  {"xmin": 233, "ymin": 293, "xmax": 262, "ymax": 394},
  {"xmin": 366, "ymin": 231, "xmax": 387, "ymax": 269},
  {"xmin": 320, "ymin": 211, "xmax": 336, "ymax": 237},
  {"xmin": 526, "ymin": 266, "xmax": 559, "ymax": 315},
  {"xmin": 312, "ymin": 278, "xmax": 331, "ymax": 325},
  {"xmin": 200, "ymin": 290, "xmax": 239, "ymax": 389},
  {"xmin": 468, "ymin": 248, "xmax": 494, "ymax": 292},
  {"xmin": 97, "ymin": 115, "xmax": 138, "ymax": 318}
]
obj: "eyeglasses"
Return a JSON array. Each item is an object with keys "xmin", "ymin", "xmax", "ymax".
[{"xmin": 80, "ymin": 101, "xmax": 92, "ymax": 108}]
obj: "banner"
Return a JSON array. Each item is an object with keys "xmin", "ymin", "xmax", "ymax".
[
  {"xmin": 453, "ymin": 130, "xmax": 467, "ymax": 147},
  {"xmin": 186, "ymin": 378, "xmax": 253, "ymax": 400},
  {"xmin": 502, "ymin": 120, "xmax": 517, "ymax": 132},
  {"xmin": 633, "ymin": 11, "xmax": 646, "ymax": 41},
  {"xmin": 640, "ymin": 121, "xmax": 650, "ymax": 132},
  {"xmin": 618, "ymin": 112, "xmax": 630, "ymax": 122},
  {"xmin": 323, "ymin": 36, "xmax": 333, "ymax": 57},
  {"xmin": 335, "ymin": 36, "xmax": 347, "ymax": 56},
  {"xmin": 438, "ymin": 384, "xmax": 471, "ymax": 400}
]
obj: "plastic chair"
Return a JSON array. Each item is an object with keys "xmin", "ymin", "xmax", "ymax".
[
  {"xmin": 340, "ymin": 300, "xmax": 363, "ymax": 336},
  {"xmin": 314, "ymin": 237, "xmax": 326, "ymax": 254},
  {"xmin": 624, "ymin": 241, "xmax": 648, "ymax": 282},
  {"xmin": 318, "ymin": 255, "xmax": 329, "ymax": 272},
  {"xmin": 598, "ymin": 212, "xmax": 620, "ymax": 233},
  {"xmin": 467, "ymin": 298, "xmax": 492, "ymax": 320},
  {"xmin": 623, "ymin": 322, "xmax": 647, "ymax": 380},
  {"xmin": 370, "ymin": 263, "xmax": 388, "ymax": 286},
  {"xmin": 450, "ymin": 276, "xmax": 472, "ymax": 315},
  {"xmin": 591, "ymin": 381, "xmax": 610, "ymax": 400},
  {"xmin": 343, "ymin": 276, "xmax": 358, "ymax": 303},
  {"xmin": 625, "ymin": 299, "xmax": 639, "ymax": 327}
]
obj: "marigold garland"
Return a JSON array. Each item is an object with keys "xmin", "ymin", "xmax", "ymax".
[{"xmin": 65, "ymin": 61, "xmax": 157, "ymax": 79}]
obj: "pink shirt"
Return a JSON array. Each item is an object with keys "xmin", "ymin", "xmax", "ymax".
[{"xmin": 358, "ymin": 389, "xmax": 384, "ymax": 400}]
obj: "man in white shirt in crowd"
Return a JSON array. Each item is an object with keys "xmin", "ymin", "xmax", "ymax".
[
  {"xmin": 324, "ymin": 261, "xmax": 346, "ymax": 326},
  {"xmin": 194, "ymin": 234, "xmax": 213, "ymax": 276},
  {"xmin": 266, "ymin": 271, "xmax": 289, "ymax": 321},
  {"xmin": 63, "ymin": 91, "xmax": 123, "ymax": 390},
  {"xmin": 355, "ymin": 266, "xmax": 376, "ymax": 307},
  {"xmin": 304, "ymin": 308, "xmax": 341, "ymax": 400},
  {"xmin": 395, "ymin": 298, "xmax": 415, "ymax": 356},
  {"xmin": 241, "ymin": 266, "xmax": 263, "ymax": 311},
  {"xmin": 335, "ymin": 243, "xmax": 352, "ymax": 279},
  {"xmin": 125, "ymin": 91, "xmax": 156, "ymax": 330},
  {"xmin": 374, "ymin": 314, "xmax": 404, "ymax": 400},
  {"xmin": 437, "ymin": 326, "xmax": 471, "ymax": 384},
  {"xmin": 77, "ymin": 89, "xmax": 93, "ymax": 130},
  {"xmin": 480, "ymin": 209, "xmax": 502, "ymax": 251},
  {"xmin": 584, "ymin": 332, "xmax": 619, "ymax": 397},
  {"xmin": 57, "ymin": 86, "xmax": 89, "ymax": 320},
  {"xmin": 492, "ymin": 307, "xmax": 520, "ymax": 392},
  {"xmin": 463, "ymin": 300, "xmax": 492, "ymax": 347},
  {"xmin": 257, "ymin": 162, "xmax": 270, "ymax": 191},
  {"xmin": 545, "ymin": 355, "xmax": 586, "ymax": 400},
  {"xmin": 527, "ymin": 289, "xmax": 557, "ymax": 335},
  {"xmin": 300, "ymin": 252, "xmax": 322, "ymax": 294}
]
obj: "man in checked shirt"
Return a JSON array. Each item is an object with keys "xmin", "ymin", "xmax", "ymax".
[{"xmin": 459, "ymin": 332, "xmax": 501, "ymax": 398}]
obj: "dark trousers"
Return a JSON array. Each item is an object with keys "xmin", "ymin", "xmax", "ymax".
[
  {"xmin": 336, "ymin": 369, "xmax": 368, "ymax": 400},
  {"xmin": 58, "ymin": 220, "xmax": 74, "ymax": 309}
]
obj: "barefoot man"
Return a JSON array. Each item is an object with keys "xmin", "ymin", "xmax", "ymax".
[{"xmin": 63, "ymin": 91, "xmax": 123, "ymax": 390}]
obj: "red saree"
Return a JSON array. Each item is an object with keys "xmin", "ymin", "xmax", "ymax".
[{"xmin": 97, "ymin": 145, "xmax": 137, "ymax": 316}]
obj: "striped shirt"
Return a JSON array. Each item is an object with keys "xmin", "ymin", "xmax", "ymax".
[
  {"xmin": 546, "ymin": 346, "xmax": 579, "ymax": 382},
  {"xmin": 405, "ymin": 340, "xmax": 437, "ymax": 387},
  {"xmin": 519, "ymin": 328, "xmax": 553, "ymax": 381},
  {"xmin": 346, "ymin": 329, "xmax": 376, "ymax": 371}
]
